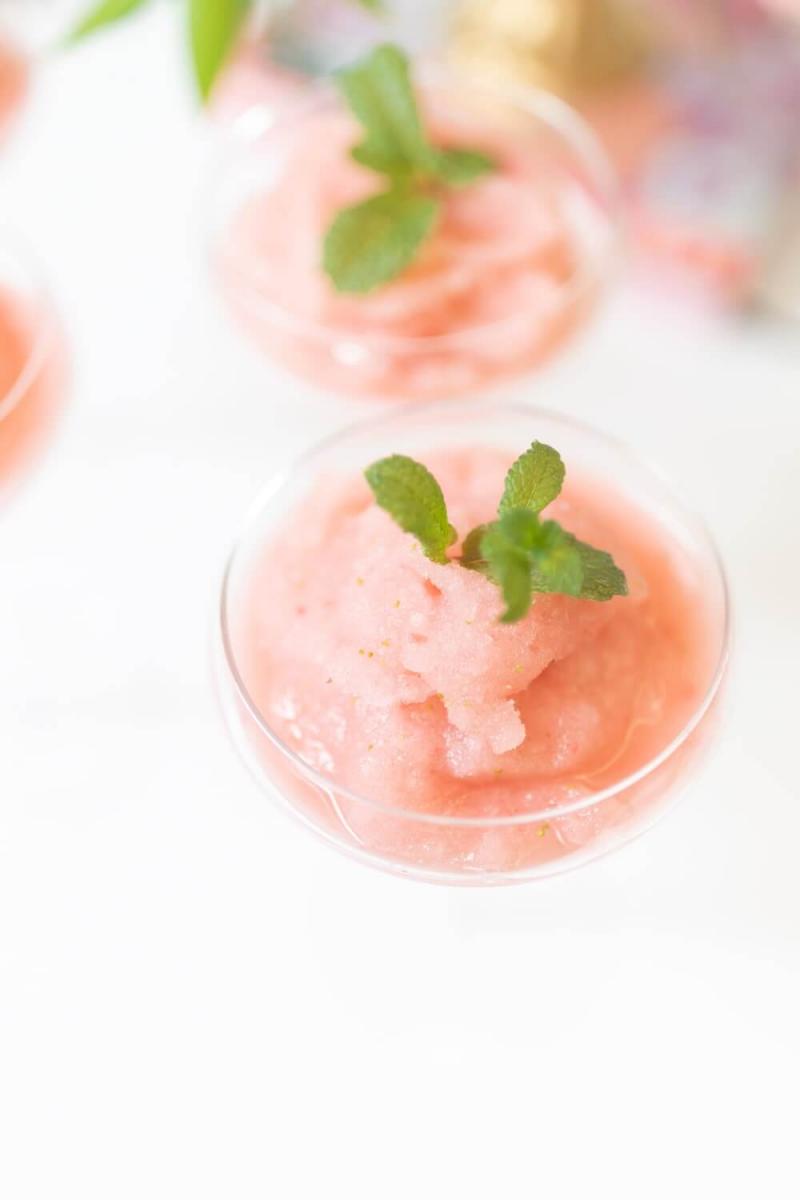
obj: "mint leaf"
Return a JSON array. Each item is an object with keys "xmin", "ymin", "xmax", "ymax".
[
  {"xmin": 326, "ymin": 44, "xmax": 496, "ymax": 291},
  {"xmin": 529, "ymin": 521, "xmax": 584, "ymax": 597},
  {"xmin": 67, "ymin": 0, "xmax": 150, "ymax": 41},
  {"xmin": 351, "ymin": 143, "xmax": 417, "ymax": 178},
  {"xmin": 365, "ymin": 455, "xmax": 456, "ymax": 564},
  {"xmin": 432, "ymin": 147, "xmax": 495, "ymax": 187},
  {"xmin": 354, "ymin": 0, "xmax": 385, "ymax": 11},
  {"xmin": 482, "ymin": 511, "xmax": 583, "ymax": 608},
  {"xmin": 337, "ymin": 44, "xmax": 430, "ymax": 179},
  {"xmin": 324, "ymin": 189, "xmax": 439, "ymax": 294},
  {"xmin": 499, "ymin": 441, "xmax": 565, "ymax": 517},
  {"xmin": 188, "ymin": 0, "xmax": 251, "ymax": 101},
  {"xmin": 479, "ymin": 512, "xmax": 615, "ymax": 621},
  {"xmin": 460, "ymin": 524, "xmax": 491, "ymax": 573},
  {"xmin": 479, "ymin": 513, "xmax": 538, "ymax": 623},
  {"xmin": 574, "ymin": 540, "xmax": 628, "ymax": 601}
]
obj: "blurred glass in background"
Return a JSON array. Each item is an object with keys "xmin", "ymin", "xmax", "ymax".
[
  {"xmin": 2, "ymin": 0, "xmax": 799, "ymax": 321},
  {"xmin": 213, "ymin": 0, "xmax": 800, "ymax": 321}
]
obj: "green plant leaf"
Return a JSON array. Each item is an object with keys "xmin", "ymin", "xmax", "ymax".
[
  {"xmin": 499, "ymin": 441, "xmax": 566, "ymax": 517},
  {"xmin": 365, "ymin": 441, "xmax": 627, "ymax": 622},
  {"xmin": 337, "ymin": 43, "xmax": 431, "ymax": 179},
  {"xmin": 529, "ymin": 521, "xmax": 584, "ymax": 597},
  {"xmin": 323, "ymin": 188, "xmax": 439, "ymax": 294},
  {"xmin": 432, "ymin": 146, "xmax": 495, "ymax": 187},
  {"xmin": 479, "ymin": 512, "xmax": 605, "ymax": 621},
  {"xmin": 350, "ymin": 143, "xmax": 416, "ymax": 178},
  {"xmin": 329, "ymin": 43, "xmax": 496, "ymax": 288},
  {"xmin": 67, "ymin": 0, "xmax": 150, "ymax": 42},
  {"xmin": 354, "ymin": 0, "xmax": 385, "ymax": 11},
  {"xmin": 460, "ymin": 524, "xmax": 491, "ymax": 574},
  {"xmin": 479, "ymin": 514, "xmax": 538, "ymax": 623},
  {"xmin": 574, "ymin": 540, "xmax": 628, "ymax": 601},
  {"xmin": 188, "ymin": 0, "xmax": 251, "ymax": 101},
  {"xmin": 365, "ymin": 455, "xmax": 457, "ymax": 564}
]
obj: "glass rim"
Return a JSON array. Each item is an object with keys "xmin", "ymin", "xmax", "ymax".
[
  {"xmin": 0, "ymin": 228, "xmax": 56, "ymax": 424},
  {"xmin": 208, "ymin": 66, "xmax": 622, "ymax": 352},
  {"xmin": 217, "ymin": 398, "xmax": 732, "ymax": 829}
]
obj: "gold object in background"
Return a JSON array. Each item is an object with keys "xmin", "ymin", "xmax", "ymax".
[
  {"xmin": 757, "ymin": 187, "xmax": 800, "ymax": 323},
  {"xmin": 450, "ymin": 0, "xmax": 651, "ymax": 100}
]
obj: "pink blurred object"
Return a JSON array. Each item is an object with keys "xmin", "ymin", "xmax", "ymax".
[
  {"xmin": 759, "ymin": 0, "xmax": 800, "ymax": 20},
  {"xmin": 0, "ymin": 34, "xmax": 28, "ymax": 142},
  {"xmin": 604, "ymin": 4, "xmax": 800, "ymax": 307}
]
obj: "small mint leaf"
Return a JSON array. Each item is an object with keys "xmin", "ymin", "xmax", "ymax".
[
  {"xmin": 350, "ymin": 143, "xmax": 417, "ymax": 179},
  {"xmin": 432, "ymin": 147, "xmax": 495, "ymax": 187},
  {"xmin": 498, "ymin": 441, "xmax": 566, "ymax": 517},
  {"xmin": 574, "ymin": 540, "xmax": 628, "ymax": 601},
  {"xmin": 479, "ymin": 513, "xmax": 538, "ymax": 623},
  {"xmin": 479, "ymin": 512, "xmax": 618, "ymax": 621},
  {"xmin": 323, "ymin": 189, "xmax": 439, "ymax": 293},
  {"xmin": 337, "ymin": 44, "xmax": 430, "ymax": 179},
  {"xmin": 460, "ymin": 524, "xmax": 491, "ymax": 574},
  {"xmin": 67, "ymin": 0, "xmax": 150, "ymax": 42},
  {"xmin": 365, "ymin": 455, "xmax": 457, "ymax": 564},
  {"xmin": 188, "ymin": 0, "xmax": 251, "ymax": 101},
  {"xmin": 354, "ymin": 0, "xmax": 385, "ymax": 12},
  {"xmin": 529, "ymin": 521, "xmax": 584, "ymax": 597}
]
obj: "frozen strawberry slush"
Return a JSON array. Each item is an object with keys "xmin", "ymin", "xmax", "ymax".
[
  {"xmin": 234, "ymin": 450, "xmax": 720, "ymax": 874},
  {"xmin": 218, "ymin": 105, "xmax": 611, "ymax": 399}
]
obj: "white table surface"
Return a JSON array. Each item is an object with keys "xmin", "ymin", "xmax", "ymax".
[{"xmin": 1, "ymin": 9, "xmax": 799, "ymax": 1198}]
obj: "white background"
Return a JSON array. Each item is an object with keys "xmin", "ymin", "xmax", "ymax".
[{"xmin": 1, "ymin": 6, "xmax": 799, "ymax": 1198}]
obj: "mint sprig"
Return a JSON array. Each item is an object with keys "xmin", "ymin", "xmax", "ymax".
[
  {"xmin": 324, "ymin": 44, "xmax": 495, "ymax": 294},
  {"xmin": 363, "ymin": 442, "xmax": 628, "ymax": 622}
]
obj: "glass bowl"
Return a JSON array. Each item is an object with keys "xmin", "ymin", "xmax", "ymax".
[
  {"xmin": 207, "ymin": 71, "xmax": 620, "ymax": 402},
  {"xmin": 214, "ymin": 400, "xmax": 730, "ymax": 885},
  {"xmin": 0, "ymin": 234, "xmax": 67, "ymax": 499}
]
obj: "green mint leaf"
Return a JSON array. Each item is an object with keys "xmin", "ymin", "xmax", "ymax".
[
  {"xmin": 354, "ymin": 0, "xmax": 385, "ymax": 12},
  {"xmin": 337, "ymin": 44, "xmax": 430, "ymax": 179},
  {"xmin": 479, "ymin": 512, "xmax": 608, "ymax": 621},
  {"xmin": 479, "ymin": 513, "xmax": 538, "ymax": 623},
  {"xmin": 366, "ymin": 439, "xmax": 627, "ymax": 620},
  {"xmin": 460, "ymin": 524, "xmax": 491, "ymax": 574},
  {"xmin": 350, "ymin": 143, "xmax": 417, "ymax": 178},
  {"xmin": 529, "ymin": 521, "xmax": 584, "ymax": 597},
  {"xmin": 431, "ymin": 147, "xmax": 495, "ymax": 187},
  {"xmin": 365, "ymin": 455, "xmax": 456, "ymax": 564},
  {"xmin": 499, "ymin": 441, "xmax": 566, "ymax": 517},
  {"xmin": 188, "ymin": 0, "xmax": 251, "ymax": 101},
  {"xmin": 67, "ymin": 0, "xmax": 150, "ymax": 42},
  {"xmin": 323, "ymin": 189, "xmax": 439, "ymax": 294},
  {"xmin": 574, "ymin": 540, "xmax": 628, "ymax": 601}
]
